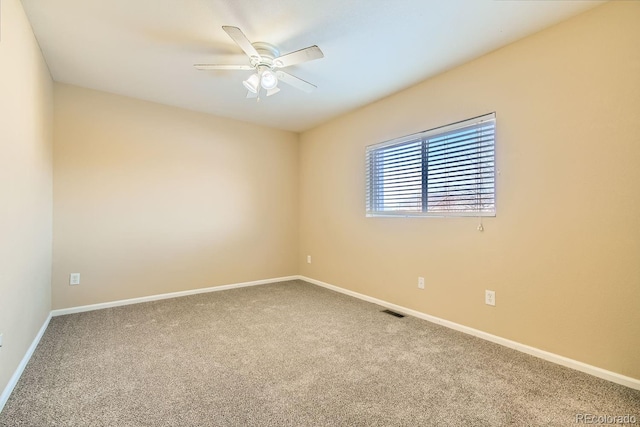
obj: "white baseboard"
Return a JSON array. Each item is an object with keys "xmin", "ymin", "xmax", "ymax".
[
  {"xmin": 299, "ymin": 275, "xmax": 640, "ymax": 391},
  {"xmin": 51, "ymin": 276, "xmax": 299, "ymax": 316},
  {"xmin": 0, "ymin": 313, "xmax": 52, "ymax": 413}
]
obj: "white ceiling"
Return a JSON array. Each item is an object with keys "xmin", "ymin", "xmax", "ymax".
[{"xmin": 21, "ymin": 0, "xmax": 603, "ymax": 132}]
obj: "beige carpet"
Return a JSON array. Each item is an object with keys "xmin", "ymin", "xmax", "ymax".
[{"xmin": 1, "ymin": 280, "xmax": 638, "ymax": 426}]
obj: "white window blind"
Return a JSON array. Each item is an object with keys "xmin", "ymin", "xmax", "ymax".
[{"xmin": 366, "ymin": 113, "xmax": 496, "ymax": 217}]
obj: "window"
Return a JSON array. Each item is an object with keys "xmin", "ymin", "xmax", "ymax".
[{"xmin": 366, "ymin": 113, "xmax": 495, "ymax": 217}]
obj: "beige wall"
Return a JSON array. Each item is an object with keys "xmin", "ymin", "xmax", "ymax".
[
  {"xmin": 53, "ymin": 84, "xmax": 298, "ymax": 309},
  {"xmin": 0, "ymin": 0, "xmax": 53, "ymax": 399},
  {"xmin": 299, "ymin": 1, "xmax": 640, "ymax": 379}
]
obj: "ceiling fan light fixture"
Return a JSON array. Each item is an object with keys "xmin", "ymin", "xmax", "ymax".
[
  {"xmin": 196, "ymin": 26, "xmax": 324, "ymax": 99},
  {"xmin": 266, "ymin": 87, "xmax": 281, "ymax": 97},
  {"xmin": 260, "ymin": 69, "xmax": 278, "ymax": 90},
  {"xmin": 242, "ymin": 73, "xmax": 260, "ymax": 93}
]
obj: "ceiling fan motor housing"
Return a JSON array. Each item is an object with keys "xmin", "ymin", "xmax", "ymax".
[{"xmin": 251, "ymin": 42, "xmax": 280, "ymax": 69}]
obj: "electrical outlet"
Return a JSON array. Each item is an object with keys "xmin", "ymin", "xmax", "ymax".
[
  {"xmin": 418, "ymin": 277, "xmax": 425, "ymax": 289},
  {"xmin": 307, "ymin": 255, "xmax": 311, "ymax": 264},
  {"xmin": 485, "ymin": 290, "xmax": 496, "ymax": 306},
  {"xmin": 69, "ymin": 273, "xmax": 80, "ymax": 286}
]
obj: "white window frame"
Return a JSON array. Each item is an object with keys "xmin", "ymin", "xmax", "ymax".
[{"xmin": 366, "ymin": 113, "xmax": 496, "ymax": 217}]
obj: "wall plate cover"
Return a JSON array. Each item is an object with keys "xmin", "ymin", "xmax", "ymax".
[
  {"xmin": 70, "ymin": 273, "xmax": 80, "ymax": 285},
  {"xmin": 485, "ymin": 290, "xmax": 496, "ymax": 306}
]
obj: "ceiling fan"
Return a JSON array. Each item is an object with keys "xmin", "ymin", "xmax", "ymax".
[{"xmin": 195, "ymin": 26, "xmax": 324, "ymax": 100}]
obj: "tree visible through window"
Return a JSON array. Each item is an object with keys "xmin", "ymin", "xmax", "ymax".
[{"xmin": 366, "ymin": 113, "xmax": 495, "ymax": 217}]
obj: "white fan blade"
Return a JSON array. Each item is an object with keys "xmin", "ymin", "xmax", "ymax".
[
  {"xmin": 276, "ymin": 71, "xmax": 317, "ymax": 93},
  {"xmin": 222, "ymin": 26, "xmax": 260, "ymax": 60},
  {"xmin": 194, "ymin": 64, "xmax": 253, "ymax": 70},
  {"xmin": 273, "ymin": 46, "xmax": 324, "ymax": 68},
  {"xmin": 246, "ymin": 90, "xmax": 258, "ymax": 99}
]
